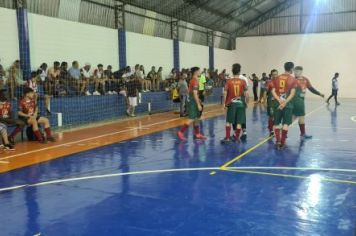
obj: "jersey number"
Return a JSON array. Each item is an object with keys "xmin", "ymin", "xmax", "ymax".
[{"xmin": 279, "ymin": 80, "xmax": 286, "ymax": 93}]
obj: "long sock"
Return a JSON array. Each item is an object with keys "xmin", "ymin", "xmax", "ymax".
[
  {"xmin": 299, "ymin": 124, "xmax": 305, "ymax": 136},
  {"xmin": 194, "ymin": 126, "xmax": 199, "ymax": 135},
  {"xmin": 180, "ymin": 124, "xmax": 189, "ymax": 133},
  {"xmin": 225, "ymin": 126, "xmax": 231, "ymax": 139},
  {"xmin": 34, "ymin": 130, "xmax": 43, "ymax": 141},
  {"xmin": 45, "ymin": 128, "xmax": 52, "ymax": 138},
  {"xmin": 281, "ymin": 130, "xmax": 288, "ymax": 145},
  {"xmin": 235, "ymin": 128, "xmax": 241, "ymax": 139},
  {"xmin": 274, "ymin": 128, "xmax": 281, "ymax": 143},
  {"xmin": 10, "ymin": 127, "xmax": 22, "ymax": 138},
  {"xmin": 268, "ymin": 118, "xmax": 273, "ymax": 132}
]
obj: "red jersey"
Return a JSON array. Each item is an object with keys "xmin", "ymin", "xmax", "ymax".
[
  {"xmin": 225, "ymin": 77, "xmax": 247, "ymax": 105},
  {"xmin": 295, "ymin": 76, "xmax": 312, "ymax": 91},
  {"xmin": 271, "ymin": 73, "xmax": 297, "ymax": 98},
  {"xmin": 266, "ymin": 80, "xmax": 274, "ymax": 92},
  {"xmin": 19, "ymin": 98, "xmax": 36, "ymax": 116},
  {"xmin": 189, "ymin": 78, "xmax": 199, "ymax": 94},
  {"xmin": 0, "ymin": 101, "xmax": 11, "ymax": 119}
]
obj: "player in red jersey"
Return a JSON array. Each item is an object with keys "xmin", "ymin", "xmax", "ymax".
[
  {"xmin": 221, "ymin": 63, "xmax": 248, "ymax": 144},
  {"xmin": 18, "ymin": 87, "xmax": 56, "ymax": 143},
  {"xmin": 0, "ymin": 90, "xmax": 25, "ymax": 144},
  {"xmin": 177, "ymin": 67, "xmax": 206, "ymax": 141},
  {"xmin": 271, "ymin": 62, "xmax": 297, "ymax": 149},
  {"xmin": 293, "ymin": 66, "xmax": 324, "ymax": 139}
]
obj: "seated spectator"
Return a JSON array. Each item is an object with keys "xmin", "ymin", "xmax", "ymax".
[
  {"xmin": 147, "ymin": 66, "xmax": 159, "ymax": 91},
  {"xmin": 126, "ymin": 76, "xmax": 142, "ymax": 117},
  {"xmin": 0, "ymin": 63, "xmax": 5, "ymax": 91},
  {"xmin": 141, "ymin": 65, "xmax": 152, "ymax": 92},
  {"xmin": 0, "ymin": 122, "xmax": 15, "ymax": 150},
  {"xmin": 93, "ymin": 64, "xmax": 106, "ymax": 95},
  {"xmin": 80, "ymin": 63, "xmax": 92, "ymax": 96},
  {"xmin": 7, "ymin": 60, "xmax": 24, "ymax": 100},
  {"xmin": 68, "ymin": 61, "xmax": 81, "ymax": 95},
  {"xmin": 57, "ymin": 61, "xmax": 69, "ymax": 96},
  {"xmin": 0, "ymin": 89, "xmax": 25, "ymax": 145},
  {"xmin": 26, "ymin": 71, "xmax": 39, "ymax": 101},
  {"xmin": 104, "ymin": 65, "xmax": 117, "ymax": 94},
  {"xmin": 38, "ymin": 63, "xmax": 48, "ymax": 84},
  {"xmin": 18, "ymin": 87, "xmax": 55, "ymax": 143}
]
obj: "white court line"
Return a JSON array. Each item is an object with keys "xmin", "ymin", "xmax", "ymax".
[
  {"xmin": 0, "ymin": 109, "xmax": 222, "ymax": 161},
  {"xmin": 0, "ymin": 166, "xmax": 355, "ymax": 193}
]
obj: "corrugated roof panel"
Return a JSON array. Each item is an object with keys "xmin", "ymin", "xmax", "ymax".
[
  {"xmin": 303, "ymin": 12, "xmax": 356, "ymax": 33},
  {"xmin": 27, "ymin": 0, "xmax": 60, "ymax": 17},
  {"xmin": 78, "ymin": 0, "xmax": 115, "ymax": 28},
  {"xmin": 0, "ymin": 0, "xmax": 14, "ymax": 9}
]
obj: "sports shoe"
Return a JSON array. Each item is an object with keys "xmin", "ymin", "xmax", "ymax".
[
  {"xmin": 336, "ymin": 102, "xmax": 341, "ymax": 106},
  {"xmin": 221, "ymin": 137, "xmax": 232, "ymax": 144},
  {"xmin": 278, "ymin": 143, "xmax": 286, "ymax": 150},
  {"xmin": 300, "ymin": 134, "xmax": 312, "ymax": 140},
  {"xmin": 194, "ymin": 133, "xmax": 207, "ymax": 140},
  {"xmin": 93, "ymin": 91, "xmax": 101, "ymax": 96},
  {"xmin": 85, "ymin": 91, "xmax": 92, "ymax": 96},
  {"xmin": 240, "ymin": 131, "xmax": 247, "ymax": 141},
  {"xmin": 4, "ymin": 144, "xmax": 15, "ymax": 151},
  {"xmin": 112, "ymin": 91, "xmax": 118, "ymax": 95},
  {"xmin": 231, "ymin": 135, "xmax": 241, "ymax": 143},
  {"xmin": 8, "ymin": 136, "xmax": 15, "ymax": 145},
  {"xmin": 274, "ymin": 142, "xmax": 281, "ymax": 149},
  {"xmin": 269, "ymin": 131, "xmax": 275, "ymax": 137},
  {"xmin": 177, "ymin": 131, "xmax": 187, "ymax": 141},
  {"xmin": 47, "ymin": 137, "xmax": 56, "ymax": 142}
]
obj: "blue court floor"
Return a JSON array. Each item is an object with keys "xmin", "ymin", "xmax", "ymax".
[{"xmin": 0, "ymin": 100, "xmax": 355, "ymax": 236}]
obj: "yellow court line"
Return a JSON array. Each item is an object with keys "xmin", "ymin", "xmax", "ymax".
[
  {"xmin": 223, "ymin": 169, "xmax": 356, "ymax": 185},
  {"xmin": 214, "ymin": 104, "xmax": 326, "ymax": 173}
]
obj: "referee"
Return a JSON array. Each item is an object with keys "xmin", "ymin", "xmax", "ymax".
[{"xmin": 326, "ymin": 73, "xmax": 340, "ymax": 106}]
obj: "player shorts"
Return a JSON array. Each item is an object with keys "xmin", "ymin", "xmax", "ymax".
[
  {"xmin": 226, "ymin": 102, "xmax": 246, "ymax": 125},
  {"xmin": 0, "ymin": 118, "xmax": 25, "ymax": 127},
  {"xmin": 19, "ymin": 116, "xmax": 41, "ymax": 125},
  {"xmin": 267, "ymin": 105, "xmax": 274, "ymax": 118},
  {"xmin": 293, "ymin": 97, "xmax": 305, "ymax": 116},
  {"xmin": 272, "ymin": 100, "xmax": 294, "ymax": 126},
  {"xmin": 128, "ymin": 96, "xmax": 138, "ymax": 107},
  {"xmin": 187, "ymin": 99, "xmax": 201, "ymax": 120}
]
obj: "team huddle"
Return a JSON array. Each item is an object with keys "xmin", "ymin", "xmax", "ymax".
[{"xmin": 178, "ymin": 62, "xmax": 325, "ymax": 149}]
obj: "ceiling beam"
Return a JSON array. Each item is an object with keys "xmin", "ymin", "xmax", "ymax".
[{"xmin": 233, "ymin": 0, "xmax": 300, "ymax": 36}]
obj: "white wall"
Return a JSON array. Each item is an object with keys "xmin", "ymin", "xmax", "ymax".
[
  {"xmin": 215, "ymin": 48, "xmax": 237, "ymax": 75},
  {"xmin": 126, "ymin": 32, "xmax": 173, "ymax": 77},
  {"xmin": 236, "ymin": 32, "xmax": 356, "ymax": 98},
  {"xmin": 180, "ymin": 42, "xmax": 209, "ymax": 71},
  {"xmin": 27, "ymin": 13, "xmax": 119, "ymax": 70},
  {"xmin": 0, "ymin": 8, "xmax": 20, "ymax": 69}
]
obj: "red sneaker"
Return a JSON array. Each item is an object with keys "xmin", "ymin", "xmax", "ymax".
[
  {"xmin": 177, "ymin": 131, "xmax": 187, "ymax": 141},
  {"xmin": 194, "ymin": 133, "xmax": 207, "ymax": 140}
]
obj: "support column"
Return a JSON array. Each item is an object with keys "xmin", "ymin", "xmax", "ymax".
[
  {"xmin": 115, "ymin": 2, "xmax": 126, "ymax": 69},
  {"xmin": 171, "ymin": 20, "xmax": 180, "ymax": 71},
  {"xmin": 15, "ymin": 0, "xmax": 31, "ymax": 80},
  {"xmin": 207, "ymin": 30, "xmax": 214, "ymax": 71}
]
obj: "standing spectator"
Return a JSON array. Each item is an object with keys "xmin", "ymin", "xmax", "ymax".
[
  {"xmin": 0, "ymin": 63, "xmax": 6, "ymax": 91},
  {"xmin": 198, "ymin": 69, "xmax": 206, "ymax": 102},
  {"xmin": 68, "ymin": 61, "xmax": 81, "ymax": 95},
  {"xmin": 93, "ymin": 64, "xmax": 106, "ymax": 95},
  {"xmin": 0, "ymin": 90, "xmax": 25, "ymax": 145},
  {"xmin": 156, "ymin": 67, "xmax": 163, "ymax": 91},
  {"xmin": 38, "ymin": 63, "xmax": 48, "ymax": 84},
  {"xmin": 18, "ymin": 87, "xmax": 56, "ymax": 143},
  {"xmin": 46, "ymin": 61, "xmax": 61, "ymax": 113},
  {"xmin": 147, "ymin": 66, "xmax": 157, "ymax": 91},
  {"xmin": 126, "ymin": 76, "xmax": 142, "ymax": 117},
  {"xmin": 177, "ymin": 73, "xmax": 188, "ymax": 117},
  {"xmin": 259, "ymin": 72, "xmax": 269, "ymax": 103},
  {"xmin": 249, "ymin": 73, "xmax": 259, "ymax": 103},
  {"xmin": 7, "ymin": 60, "xmax": 24, "ymax": 100},
  {"xmin": 218, "ymin": 69, "xmax": 226, "ymax": 87},
  {"xmin": 80, "ymin": 63, "xmax": 92, "ymax": 96},
  {"xmin": 326, "ymin": 73, "xmax": 340, "ymax": 106}
]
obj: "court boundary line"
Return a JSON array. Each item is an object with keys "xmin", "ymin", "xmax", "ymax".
[
  {"xmin": 0, "ymin": 108, "xmax": 223, "ymax": 162},
  {"xmin": 216, "ymin": 104, "xmax": 325, "ymax": 172},
  {"xmin": 1, "ymin": 165, "xmax": 355, "ymax": 192}
]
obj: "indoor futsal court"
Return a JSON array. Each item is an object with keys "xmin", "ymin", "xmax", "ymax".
[{"xmin": 0, "ymin": 0, "xmax": 356, "ymax": 236}]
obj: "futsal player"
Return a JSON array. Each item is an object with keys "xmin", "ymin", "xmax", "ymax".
[
  {"xmin": 293, "ymin": 66, "xmax": 324, "ymax": 139},
  {"xmin": 0, "ymin": 122, "xmax": 15, "ymax": 150},
  {"xmin": 271, "ymin": 62, "xmax": 297, "ymax": 149},
  {"xmin": 177, "ymin": 67, "xmax": 206, "ymax": 141},
  {"xmin": 266, "ymin": 69, "xmax": 278, "ymax": 136},
  {"xmin": 221, "ymin": 63, "xmax": 248, "ymax": 144},
  {"xmin": 18, "ymin": 87, "xmax": 56, "ymax": 143}
]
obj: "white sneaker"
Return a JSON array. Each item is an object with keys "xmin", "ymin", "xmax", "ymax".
[
  {"xmin": 93, "ymin": 91, "xmax": 101, "ymax": 96},
  {"xmin": 112, "ymin": 91, "xmax": 118, "ymax": 95},
  {"xmin": 108, "ymin": 91, "xmax": 113, "ymax": 95},
  {"xmin": 86, "ymin": 91, "xmax": 92, "ymax": 96}
]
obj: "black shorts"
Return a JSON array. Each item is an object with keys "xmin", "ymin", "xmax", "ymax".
[
  {"xmin": 0, "ymin": 118, "xmax": 26, "ymax": 127},
  {"xmin": 331, "ymin": 89, "xmax": 338, "ymax": 96}
]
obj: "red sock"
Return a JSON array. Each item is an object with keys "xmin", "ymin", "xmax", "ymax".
[
  {"xmin": 281, "ymin": 130, "xmax": 288, "ymax": 144},
  {"xmin": 299, "ymin": 124, "xmax": 305, "ymax": 136},
  {"xmin": 45, "ymin": 128, "xmax": 52, "ymax": 138},
  {"xmin": 10, "ymin": 127, "xmax": 22, "ymax": 138},
  {"xmin": 274, "ymin": 128, "xmax": 281, "ymax": 143},
  {"xmin": 225, "ymin": 126, "xmax": 231, "ymax": 139},
  {"xmin": 34, "ymin": 130, "xmax": 43, "ymax": 141},
  {"xmin": 180, "ymin": 124, "xmax": 189, "ymax": 133},
  {"xmin": 268, "ymin": 118, "xmax": 273, "ymax": 132},
  {"xmin": 235, "ymin": 128, "xmax": 241, "ymax": 139},
  {"xmin": 194, "ymin": 126, "xmax": 199, "ymax": 135}
]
